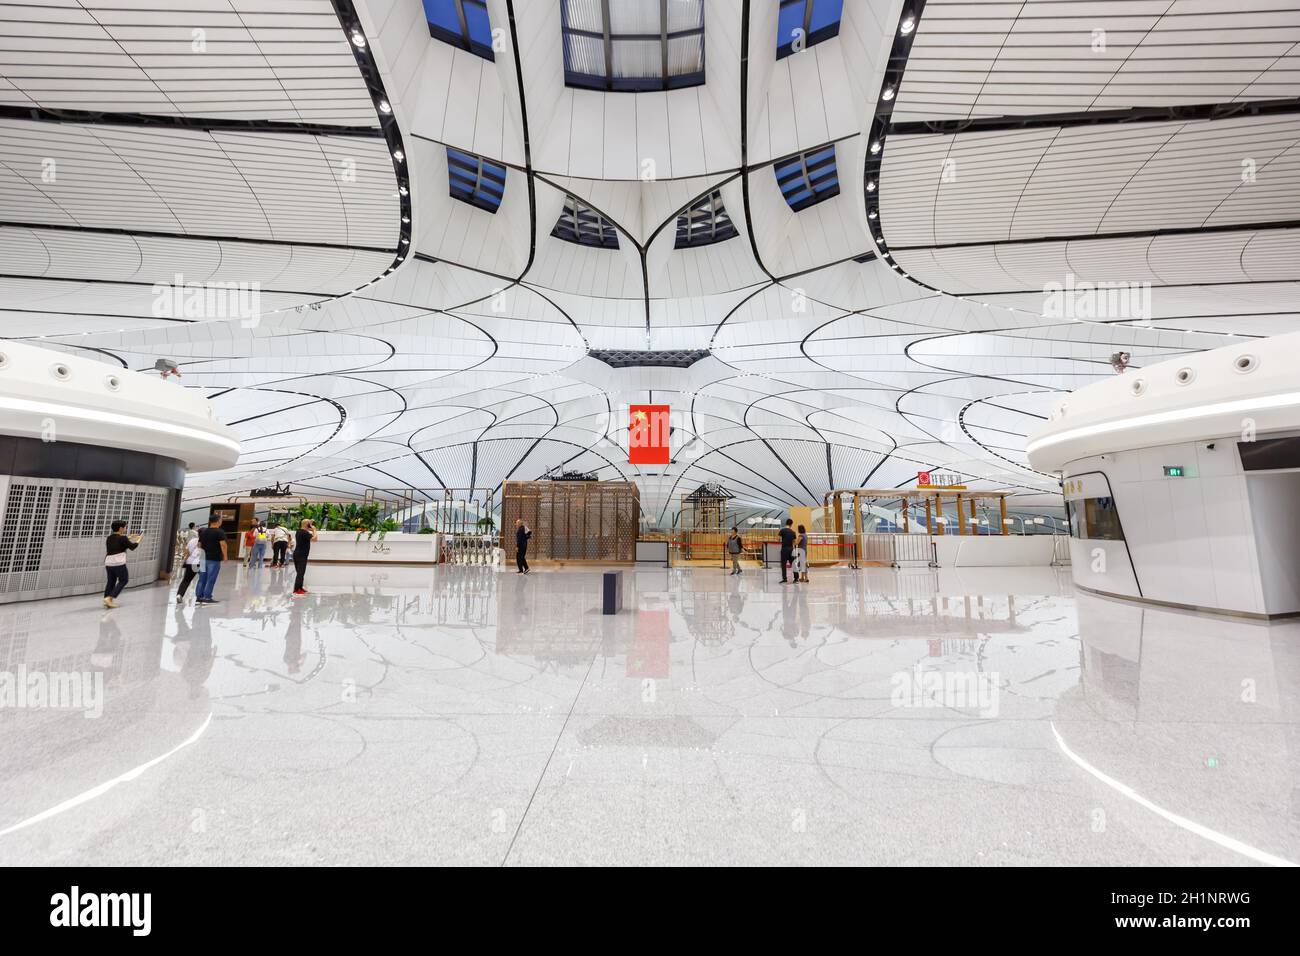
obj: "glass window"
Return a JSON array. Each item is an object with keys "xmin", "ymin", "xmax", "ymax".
[
  {"xmin": 551, "ymin": 194, "xmax": 620, "ymax": 248},
  {"xmin": 774, "ymin": 144, "xmax": 839, "ymax": 211},
  {"xmin": 1068, "ymin": 497, "xmax": 1125, "ymax": 541},
  {"xmin": 777, "ymin": 0, "xmax": 843, "ymax": 59},
  {"xmin": 675, "ymin": 191, "xmax": 738, "ymax": 248},
  {"xmin": 561, "ymin": 0, "xmax": 705, "ymax": 92},
  {"xmin": 424, "ymin": 0, "xmax": 495, "ymax": 60},
  {"xmin": 447, "ymin": 147, "xmax": 507, "ymax": 212}
]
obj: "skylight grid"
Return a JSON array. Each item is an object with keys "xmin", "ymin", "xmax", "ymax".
[
  {"xmin": 447, "ymin": 147, "xmax": 507, "ymax": 212},
  {"xmin": 777, "ymin": 0, "xmax": 844, "ymax": 59},
  {"xmin": 561, "ymin": 0, "xmax": 705, "ymax": 92},
  {"xmin": 675, "ymin": 191, "xmax": 738, "ymax": 248},
  {"xmin": 774, "ymin": 145, "xmax": 839, "ymax": 211},
  {"xmin": 424, "ymin": 0, "xmax": 495, "ymax": 60},
  {"xmin": 551, "ymin": 195, "xmax": 620, "ymax": 248}
]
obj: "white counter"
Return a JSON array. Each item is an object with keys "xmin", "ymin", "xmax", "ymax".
[
  {"xmin": 305, "ymin": 531, "xmax": 441, "ymax": 564},
  {"xmin": 933, "ymin": 534, "xmax": 1056, "ymax": 567}
]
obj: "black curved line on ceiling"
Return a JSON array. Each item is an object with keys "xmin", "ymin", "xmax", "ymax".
[
  {"xmin": 737, "ymin": 0, "xmax": 777, "ymax": 284},
  {"xmin": 889, "ymin": 95, "xmax": 1300, "ymax": 137},
  {"xmin": 332, "ymin": 0, "xmax": 412, "ymax": 288},
  {"xmin": 0, "ymin": 220, "xmax": 397, "ymax": 257},
  {"xmin": 0, "ymin": 104, "xmax": 386, "ymax": 138},
  {"xmin": 890, "ymin": 218, "xmax": 1300, "ymax": 254},
  {"xmin": 957, "ymin": 397, "xmax": 1060, "ymax": 481}
]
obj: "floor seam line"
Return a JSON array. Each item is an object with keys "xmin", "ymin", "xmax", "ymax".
[{"xmin": 499, "ymin": 646, "xmax": 598, "ymax": 866}]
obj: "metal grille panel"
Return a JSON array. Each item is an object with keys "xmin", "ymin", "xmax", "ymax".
[
  {"xmin": 0, "ymin": 476, "xmax": 171, "ymax": 602},
  {"xmin": 502, "ymin": 480, "xmax": 639, "ymax": 562}
]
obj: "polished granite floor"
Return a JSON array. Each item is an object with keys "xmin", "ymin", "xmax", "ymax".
[{"xmin": 0, "ymin": 561, "xmax": 1296, "ymax": 866}]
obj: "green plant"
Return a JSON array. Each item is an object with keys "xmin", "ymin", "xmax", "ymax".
[
  {"xmin": 418, "ymin": 527, "xmax": 435, "ymax": 534},
  {"xmin": 475, "ymin": 516, "xmax": 496, "ymax": 531}
]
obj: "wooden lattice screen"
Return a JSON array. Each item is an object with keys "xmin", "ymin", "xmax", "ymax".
[{"xmin": 501, "ymin": 480, "xmax": 640, "ymax": 562}]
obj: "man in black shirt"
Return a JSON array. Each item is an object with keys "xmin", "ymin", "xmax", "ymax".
[
  {"xmin": 514, "ymin": 518, "xmax": 531, "ymax": 574},
  {"xmin": 292, "ymin": 519, "xmax": 318, "ymax": 595},
  {"xmin": 195, "ymin": 514, "xmax": 226, "ymax": 605},
  {"xmin": 779, "ymin": 518, "xmax": 796, "ymax": 584}
]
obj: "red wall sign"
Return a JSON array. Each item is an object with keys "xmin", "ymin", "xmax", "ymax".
[
  {"xmin": 917, "ymin": 470, "xmax": 931, "ymax": 486},
  {"xmin": 629, "ymin": 404, "xmax": 670, "ymax": 465}
]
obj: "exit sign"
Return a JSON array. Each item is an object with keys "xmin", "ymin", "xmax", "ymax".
[{"xmin": 1163, "ymin": 466, "xmax": 1185, "ymax": 477}]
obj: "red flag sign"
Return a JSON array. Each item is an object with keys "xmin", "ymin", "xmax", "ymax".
[{"xmin": 629, "ymin": 404, "xmax": 670, "ymax": 465}]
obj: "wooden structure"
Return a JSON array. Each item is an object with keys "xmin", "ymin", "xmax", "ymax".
[
  {"xmin": 680, "ymin": 482, "xmax": 734, "ymax": 531},
  {"xmin": 823, "ymin": 486, "xmax": 1018, "ymax": 562},
  {"xmin": 501, "ymin": 480, "xmax": 639, "ymax": 563}
]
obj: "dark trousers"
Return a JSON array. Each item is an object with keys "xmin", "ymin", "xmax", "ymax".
[
  {"xmin": 177, "ymin": 564, "xmax": 198, "ymax": 597},
  {"xmin": 272, "ymin": 541, "xmax": 288, "ymax": 566},
  {"xmin": 780, "ymin": 549, "xmax": 793, "ymax": 582},
  {"xmin": 293, "ymin": 552, "xmax": 309, "ymax": 591},
  {"xmin": 104, "ymin": 564, "xmax": 129, "ymax": 598},
  {"xmin": 516, "ymin": 546, "xmax": 529, "ymax": 572}
]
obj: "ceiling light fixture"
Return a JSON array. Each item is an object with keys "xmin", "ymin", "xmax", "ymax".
[
  {"xmin": 378, "ymin": 100, "xmax": 392, "ymax": 113},
  {"xmin": 868, "ymin": 209, "xmax": 877, "ymax": 219},
  {"xmin": 870, "ymin": 140, "xmax": 881, "ymax": 154},
  {"xmin": 398, "ymin": 185, "xmax": 408, "ymax": 196},
  {"xmin": 351, "ymin": 32, "xmax": 367, "ymax": 48},
  {"xmin": 867, "ymin": 180, "xmax": 876, "ymax": 192},
  {"xmin": 900, "ymin": 15, "xmax": 916, "ymax": 36},
  {"xmin": 881, "ymin": 85, "xmax": 896, "ymax": 101},
  {"xmin": 393, "ymin": 149, "xmax": 404, "ymax": 162}
]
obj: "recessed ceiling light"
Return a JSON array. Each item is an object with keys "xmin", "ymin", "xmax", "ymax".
[
  {"xmin": 378, "ymin": 100, "xmax": 391, "ymax": 113},
  {"xmin": 392, "ymin": 149, "xmax": 404, "ymax": 162},
  {"xmin": 881, "ymin": 85, "xmax": 896, "ymax": 101},
  {"xmin": 401, "ymin": 216, "xmax": 411, "ymax": 223},
  {"xmin": 398, "ymin": 185, "xmax": 408, "ymax": 196},
  {"xmin": 868, "ymin": 209, "xmax": 877, "ymax": 219},
  {"xmin": 351, "ymin": 32, "xmax": 366, "ymax": 48},
  {"xmin": 900, "ymin": 16, "xmax": 916, "ymax": 36},
  {"xmin": 866, "ymin": 181, "xmax": 876, "ymax": 192},
  {"xmin": 400, "ymin": 238, "xmax": 409, "ymax": 244},
  {"xmin": 870, "ymin": 140, "xmax": 881, "ymax": 154}
]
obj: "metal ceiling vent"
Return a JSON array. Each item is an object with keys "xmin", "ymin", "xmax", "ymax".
[{"xmin": 589, "ymin": 349, "xmax": 710, "ymax": 369}]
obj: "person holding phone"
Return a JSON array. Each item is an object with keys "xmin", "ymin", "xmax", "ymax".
[
  {"xmin": 103, "ymin": 519, "xmax": 142, "ymax": 608},
  {"xmin": 292, "ymin": 518, "xmax": 318, "ymax": 595}
]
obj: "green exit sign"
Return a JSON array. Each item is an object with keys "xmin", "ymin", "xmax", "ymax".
[{"xmin": 1164, "ymin": 466, "xmax": 1185, "ymax": 477}]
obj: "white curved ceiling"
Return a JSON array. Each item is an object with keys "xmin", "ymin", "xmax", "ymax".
[{"xmin": 2, "ymin": 0, "xmax": 1297, "ymax": 525}]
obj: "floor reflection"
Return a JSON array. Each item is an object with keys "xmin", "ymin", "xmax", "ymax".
[{"xmin": 0, "ymin": 562, "xmax": 1295, "ymax": 865}]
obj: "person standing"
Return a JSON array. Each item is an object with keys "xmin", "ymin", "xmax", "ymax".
[
  {"xmin": 176, "ymin": 533, "xmax": 204, "ymax": 602},
  {"xmin": 103, "ymin": 519, "xmax": 141, "ymax": 608},
  {"xmin": 794, "ymin": 524, "xmax": 810, "ymax": 583},
  {"xmin": 185, "ymin": 521, "xmax": 198, "ymax": 542},
  {"xmin": 248, "ymin": 521, "xmax": 268, "ymax": 568},
  {"xmin": 292, "ymin": 518, "xmax": 318, "ymax": 595},
  {"xmin": 726, "ymin": 526, "xmax": 744, "ymax": 575},
  {"xmin": 195, "ymin": 513, "xmax": 226, "ymax": 605},
  {"xmin": 778, "ymin": 518, "xmax": 796, "ymax": 584},
  {"xmin": 269, "ymin": 522, "xmax": 290, "ymax": 567},
  {"xmin": 514, "ymin": 518, "xmax": 531, "ymax": 574}
]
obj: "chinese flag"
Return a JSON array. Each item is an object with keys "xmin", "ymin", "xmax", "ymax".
[{"xmin": 629, "ymin": 404, "xmax": 670, "ymax": 465}]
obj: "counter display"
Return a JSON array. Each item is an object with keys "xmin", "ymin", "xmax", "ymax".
[{"xmin": 304, "ymin": 531, "xmax": 441, "ymax": 564}]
